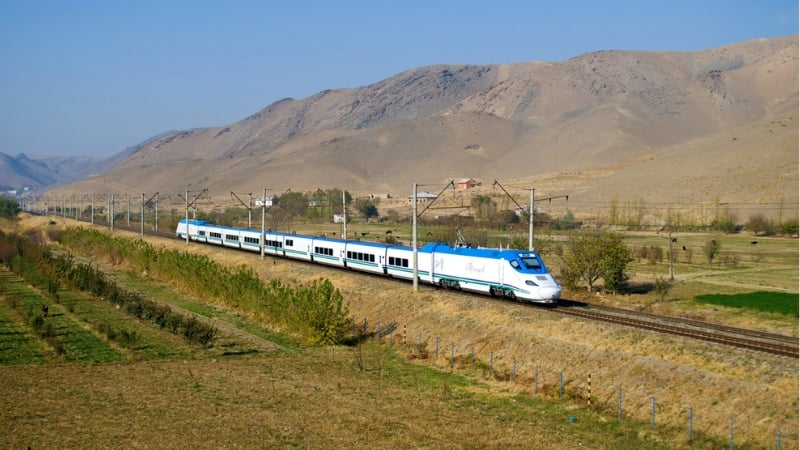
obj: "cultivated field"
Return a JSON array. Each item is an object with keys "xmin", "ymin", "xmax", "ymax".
[{"xmin": 1, "ymin": 215, "xmax": 797, "ymax": 449}]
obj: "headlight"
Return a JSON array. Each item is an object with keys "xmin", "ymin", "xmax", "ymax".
[{"xmin": 525, "ymin": 280, "xmax": 538, "ymax": 286}]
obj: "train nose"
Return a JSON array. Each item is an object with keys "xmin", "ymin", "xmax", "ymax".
[{"xmin": 538, "ymin": 285, "xmax": 562, "ymax": 301}]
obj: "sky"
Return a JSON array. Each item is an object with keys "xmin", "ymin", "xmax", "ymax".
[{"xmin": 0, "ymin": 1, "xmax": 796, "ymax": 158}]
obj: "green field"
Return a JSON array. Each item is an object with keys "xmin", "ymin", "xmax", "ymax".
[{"xmin": 696, "ymin": 291, "xmax": 798, "ymax": 316}]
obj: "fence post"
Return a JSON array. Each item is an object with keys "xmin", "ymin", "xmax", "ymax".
[
  {"xmin": 403, "ymin": 324, "xmax": 406, "ymax": 344},
  {"xmin": 689, "ymin": 407, "xmax": 693, "ymax": 443},
  {"xmin": 418, "ymin": 333, "xmax": 422, "ymax": 354},
  {"xmin": 651, "ymin": 397, "xmax": 656, "ymax": 431},
  {"xmin": 729, "ymin": 417, "xmax": 734, "ymax": 450},
  {"xmin": 363, "ymin": 317, "xmax": 367, "ymax": 335},
  {"xmin": 489, "ymin": 352, "xmax": 493, "ymax": 379},
  {"xmin": 618, "ymin": 387, "xmax": 622, "ymax": 420},
  {"xmin": 587, "ymin": 373, "xmax": 591, "ymax": 407},
  {"xmin": 377, "ymin": 320, "xmax": 381, "ymax": 343},
  {"xmin": 559, "ymin": 372, "xmax": 563, "ymax": 402},
  {"xmin": 512, "ymin": 358, "xmax": 516, "ymax": 382},
  {"xmin": 471, "ymin": 346, "xmax": 475, "ymax": 368},
  {"xmin": 777, "ymin": 428, "xmax": 781, "ymax": 450},
  {"xmin": 450, "ymin": 342, "xmax": 455, "ymax": 368},
  {"xmin": 535, "ymin": 364, "xmax": 539, "ymax": 394}
]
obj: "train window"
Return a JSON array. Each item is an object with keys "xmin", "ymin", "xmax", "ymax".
[
  {"xmin": 285, "ymin": 239, "xmax": 293, "ymax": 247},
  {"xmin": 389, "ymin": 257, "xmax": 409, "ymax": 267},
  {"xmin": 315, "ymin": 247, "xmax": 333, "ymax": 256},
  {"xmin": 370, "ymin": 254, "xmax": 375, "ymax": 263},
  {"xmin": 199, "ymin": 231, "xmax": 206, "ymax": 236},
  {"xmin": 510, "ymin": 260, "xmax": 520, "ymax": 269},
  {"xmin": 226, "ymin": 234, "xmax": 238, "ymax": 241},
  {"xmin": 210, "ymin": 232, "xmax": 221, "ymax": 239}
]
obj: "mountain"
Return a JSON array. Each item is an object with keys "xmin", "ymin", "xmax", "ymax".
[
  {"xmin": 51, "ymin": 36, "xmax": 798, "ymax": 219},
  {"xmin": 1, "ymin": 131, "xmax": 183, "ymax": 194},
  {"xmin": 0, "ymin": 152, "xmax": 90, "ymax": 192}
]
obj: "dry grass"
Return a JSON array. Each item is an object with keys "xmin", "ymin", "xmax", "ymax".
[
  {"xmin": 1, "ymin": 351, "xmax": 591, "ymax": 449},
  {"xmin": 3, "ymin": 215, "xmax": 798, "ymax": 448}
]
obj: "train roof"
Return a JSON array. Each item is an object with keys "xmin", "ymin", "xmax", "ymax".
[
  {"xmin": 421, "ymin": 243, "xmax": 538, "ymax": 259},
  {"xmin": 179, "ymin": 219, "xmax": 209, "ymax": 225}
]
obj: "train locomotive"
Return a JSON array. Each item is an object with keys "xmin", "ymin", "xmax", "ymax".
[{"xmin": 176, "ymin": 219, "xmax": 562, "ymax": 304}]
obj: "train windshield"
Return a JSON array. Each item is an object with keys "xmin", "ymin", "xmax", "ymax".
[{"xmin": 519, "ymin": 255, "xmax": 542, "ymax": 270}]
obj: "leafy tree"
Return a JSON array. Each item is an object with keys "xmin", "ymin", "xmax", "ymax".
[
  {"xmin": 0, "ymin": 196, "xmax": 20, "ymax": 218},
  {"xmin": 471, "ymin": 195, "xmax": 497, "ymax": 220},
  {"xmin": 494, "ymin": 210, "xmax": 519, "ymax": 226},
  {"xmin": 549, "ymin": 210, "xmax": 580, "ymax": 230},
  {"xmin": 278, "ymin": 192, "xmax": 308, "ymax": 217},
  {"xmin": 702, "ymin": 239, "xmax": 721, "ymax": 264},
  {"xmin": 556, "ymin": 232, "xmax": 633, "ymax": 293},
  {"xmin": 354, "ymin": 198, "xmax": 379, "ymax": 219}
]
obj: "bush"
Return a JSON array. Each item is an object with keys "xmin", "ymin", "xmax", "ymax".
[
  {"xmin": 779, "ymin": 219, "xmax": 798, "ymax": 236},
  {"xmin": 653, "ymin": 276, "xmax": 672, "ymax": 302},
  {"xmin": 745, "ymin": 214, "xmax": 775, "ymax": 236}
]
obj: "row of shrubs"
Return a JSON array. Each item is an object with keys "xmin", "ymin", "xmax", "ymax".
[
  {"xmin": 57, "ymin": 227, "xmax": 352, "ymax": 345},
  {"xmin": 0, "ymin": 230, "xmax": 216, "ymax": 347}
]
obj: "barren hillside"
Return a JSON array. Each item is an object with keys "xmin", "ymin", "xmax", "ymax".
[{"xmin": 53, "ymin": 36, "xmax": 798, "ymax": 220}]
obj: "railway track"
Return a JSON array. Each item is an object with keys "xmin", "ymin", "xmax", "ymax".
[
  {"xmin": 37, "ymin": 213, "xmax": 800, "ymax": 359},
  {"xmin": 555, "ymin": 300, "xmax": 799, "ymax": 358}
]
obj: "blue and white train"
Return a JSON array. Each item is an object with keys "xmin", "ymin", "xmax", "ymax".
[{"xmin": 176, "ymin": 219, "xmax": 562, "ymax": 304}]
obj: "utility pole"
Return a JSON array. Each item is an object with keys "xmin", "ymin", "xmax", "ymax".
[
  {"xmin": 343, "ymin": 190, "xmax": 347, "ymax": 240},
  {"xmin": 154, "ymin": 193, "xmax": 159, "ymax": 231},
  {"xmin": 141, "ymin": 192, "xmax": 159, "ymax": 232},
  {"xmin": 412, "ymin": 183, "xmax": 418, "ymax": 292},
  {"xmin": 529, "ymin": 188, "xmax": 535, "ymax": 251},
  {"xmin": 179, "ymin": 189, "xmax": 208, "ymax": 244},
  {"xmin": 493, "ymin": 180, "xmax": 568, "ymax": 251},
  {"xmin": 261, "ymin": 187, "xmax": 266, "ymax": 259},
  {"xmin": 185, "ymin": 190, "xmax": 189, "ymax": 244},
  {"xmin": 668, "ymin": 228, "xmax": 675, "ymax": 280},
  {"xmin": 230, "ymin": 191, "xmax": 254, "ymax": 228}
]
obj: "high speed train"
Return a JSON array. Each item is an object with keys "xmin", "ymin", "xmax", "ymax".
[{"xmin": 176, "ymin": 219, "xmax": 562, "ymax": 304}]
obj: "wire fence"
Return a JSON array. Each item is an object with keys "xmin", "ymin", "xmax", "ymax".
[{"xmin": 356, "ymin": 316, "xmax": 792, "ymax": 449}]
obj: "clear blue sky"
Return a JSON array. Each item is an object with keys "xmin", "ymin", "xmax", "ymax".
[{"xmin": 0, "ymin": 1, "xmax": 796, "ymax": 158}]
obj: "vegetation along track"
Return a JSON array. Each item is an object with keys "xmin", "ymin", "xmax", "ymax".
[
  {"xmin": 556, "ymin": 300, "xmax": 799, "ymax": 358},
  {"xmin": 52, "ymin": 215, "xmax": 800, "ymax": 359}
]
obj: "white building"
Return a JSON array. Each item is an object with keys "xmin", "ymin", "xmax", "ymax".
[{"xmin": 254, "ymin": 196, "xmax": 279, "ymax": 207}]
